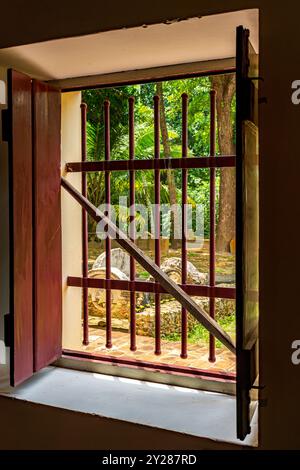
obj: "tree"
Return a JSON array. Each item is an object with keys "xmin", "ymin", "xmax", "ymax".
[
  {"xmin": 156, "ymin": 81, "xmax": 181, "ymax": 248},
  {"xmin": 210, "ymin": 74, "xmax": 236, "ymax": 253},
  {"xmin": 83, "ymin": 86, "xmax": 137, "ymax": 237},
  {"xmin": 83, "ymin": 75, "xmax": 234, "ymax": 244}
]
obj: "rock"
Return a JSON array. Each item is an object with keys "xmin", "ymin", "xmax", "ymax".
[
  {"xmin": 88, "ymin": 267, "xmax": 131, "ymax": 318},
  {"xmin": 93, "ymin": 248, "xmax": 131, "ymax": 278},
  {"xmin": 149, "ymin": 257, "xmax": 208, "ymax": 285}
]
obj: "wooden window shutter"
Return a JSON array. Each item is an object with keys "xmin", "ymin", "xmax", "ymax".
[
  {"xmin": 6, "ymin": 69, "xmax": 34, "ymax": 386},
  {"xmin": 6, "ymin": 70, "xmax": 62, "ymax": 385},
  {"xmin": 236, "ymin": 26, "xmax": 259, "ymax": 440},
  {"xmin": 32, "ymin": 79, "xmax": 62, "ymax": 372}
]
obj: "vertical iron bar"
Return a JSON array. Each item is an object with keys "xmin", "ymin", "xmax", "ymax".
[
  {"xmin": 104, "ymin": 100, "xmax": 112, "ymax": 348},
  {"xmin": 81, "ymin": 103, "xmax": 89, "ymax": 345},
  {"xmin": 209, "ymin": 89, "xmax": 216, "ymax": 362},
  {"xmin": 129, "ymin": 97, "xmax": 136, "ymax": 351},
  {"xmin": 181, "ymin": 93, "xmax": 188, "ymax": 359},
  {"xmin": 154, "ymin": 95, "xmax": 161, "ymax": 355}
]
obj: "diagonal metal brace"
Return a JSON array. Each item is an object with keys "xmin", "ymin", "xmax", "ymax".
[{"xmin": 61, "ymin": 177, "xmax": 236, "ymax": 354}]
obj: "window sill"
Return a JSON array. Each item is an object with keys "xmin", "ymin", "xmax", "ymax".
[{"xmin": 0, "ymin": 365, "xmax": 258, "ymax": 447}]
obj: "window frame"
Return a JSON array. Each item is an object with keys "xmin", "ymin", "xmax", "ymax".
[{"xmin": 59, "ymin": 64, "xmax": 237, "ymax": 391}]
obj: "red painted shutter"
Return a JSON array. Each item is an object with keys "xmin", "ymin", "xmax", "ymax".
[
  {"xmin": 6, "ymin": 70, "xmax": 62, "ymax": 385},
  {"xmin": 32, "ymin": 79, "xmax": 62, "ymax": 372},
  {"xmin": 7, "ymin": 70, "xmax": 34, "ymax": 386}
]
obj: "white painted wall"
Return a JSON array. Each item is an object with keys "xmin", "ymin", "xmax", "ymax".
[
  {"xmin": 61, "ymin": 92, "xmax": 83, "ymax": 349},
  {"xmin": 0, "ymin": 10, "xmax": 258, "ymax": 81}
]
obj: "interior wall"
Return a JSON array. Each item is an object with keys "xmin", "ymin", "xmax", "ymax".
[
  {"xmin": 0, "ymin": 395, "xmax": 246, "ymax": 450},
  {"xmin": 0, "ymin": 0, "xmax": 300, "ymax": 450},
  {"xmin": 0, "ymin": 2, "xmax": 257, "ymax": 49},
  {"xmin": 61, "ymin": 92, "xmax": 83, "ymax": 349}
]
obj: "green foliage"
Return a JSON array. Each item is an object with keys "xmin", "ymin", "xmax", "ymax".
[
  {"xmin": 82, "ymin": 75, "xmax": 235, "ymax": 238},
  {"xmin": 188, "ymin": 313, "xmax": 235, "ymax": 347},
  {"xmin": 163, "ymin": 313, "xmax": 235, "ymax": 347},
  {"xmin": 83, "ymin": 86, "xmax": 134, "ymax": 158}
]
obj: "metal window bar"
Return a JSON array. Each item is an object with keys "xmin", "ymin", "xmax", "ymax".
[
  {"xmin": 68, "ymin": 276, "xmax": 235, "ymax": 298},
  {"xmin": 81, "ymin": 103, "xmax": 89, "ymax": 345},
  {"xmin": 73, "ymin": 91, "xmax": 237, "ymax": 367},
  {"xmin": 66, "ymin": 155, "xmax": 235, "ymax": 172},
  {"xmin": 104, "ymin": 100, "xmax": 112, "ymax": 348},
  {"xmin": 61, "ymin": 177, "xmax": 236, "ymax": 354},
  {"xmin": 154, "ymin": 95, "xmax": 161, "ymax": 355},
  {"xmin": 129, "ymin": 96, "xmax": 136, "ymax": 351},
  {"xmin": 181, "ymin": 93, "xmax": 188, "ymax": 359},
  {"xmin": 61, "ymin": 176, "xmax": 236, "ymax": 354},
  {"xmin": 209, "ymin": 90, "xmax": 216, "ymax": 362}
]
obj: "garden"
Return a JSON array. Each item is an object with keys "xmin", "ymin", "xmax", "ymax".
[{"xmin": 81, "ymin": 73, "xmax": 236, "ymax": 367}]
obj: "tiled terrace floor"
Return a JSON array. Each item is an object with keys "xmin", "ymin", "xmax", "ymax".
[{"xmin": 76, "ymin": 325, "xmax": 236, "ymax": 373}]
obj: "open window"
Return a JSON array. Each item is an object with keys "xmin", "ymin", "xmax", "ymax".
[{"xmin": 2, "ymin": 20, "xmax": 259, "ymax": 441}]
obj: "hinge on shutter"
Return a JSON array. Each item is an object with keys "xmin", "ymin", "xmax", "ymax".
[
  {"xmin": 2, "ymin": 109, "xmax": 9, "ymax": 142},
  {"xmin": 4, "ymin": 313, "xmax": 11, "ymax": 347}
]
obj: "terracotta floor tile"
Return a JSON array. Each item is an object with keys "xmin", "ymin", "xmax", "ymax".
[{"xmin": 75, "ymin": 326, "xmax": 235, "ymax": 373}]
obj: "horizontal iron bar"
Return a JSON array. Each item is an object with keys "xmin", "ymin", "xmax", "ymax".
[
  {"xmin": 61, "ymin": 177, "xmax": 236, "ymax": 354},
  {"xmin": 67, "ymin": 276, "xmax": 236, "ymax": 299},
  {"xmin": 66, "ymin": 155, "xmax": 236, "ymax": 173},
  {"xmin": 62, "ymin": 349, "xmax": 236, "ymax": 382}
]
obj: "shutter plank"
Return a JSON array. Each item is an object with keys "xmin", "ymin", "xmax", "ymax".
[
  {"xmin": 32, "ymin": 80, "xmax": 62, "ymax": 371},
  {"xmin": 7, "ymin": 69, "xmax": 33, "ymax": 386}
]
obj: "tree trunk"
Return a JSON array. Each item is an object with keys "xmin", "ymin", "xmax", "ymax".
[
  {"xmin": 156, "ymin": 82, "xmax": 180, "ymax": 249},
  {"xmin": 210, "ymin": 75, "xmax": 236, "ymax": 253}
]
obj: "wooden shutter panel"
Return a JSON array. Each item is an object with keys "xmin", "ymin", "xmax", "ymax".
[
  {"xmin": 236, "ymin": 26, "xmax": 259, "ymax": 440},
  {"xmin": 6, "ymin": 70, "xmax": 62, "ymax": 385},
  {"xmin": 32, "ymin": 79, "xmax": 62, "ymax": 372},
  {"xmin": 7, "ymin": 70, "xmax": 33, "ymax": 386}
]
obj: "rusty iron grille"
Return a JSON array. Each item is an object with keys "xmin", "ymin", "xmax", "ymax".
[{"xmin": 62, "ymin": 89, "xmax": 236, "ymax": 378}]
